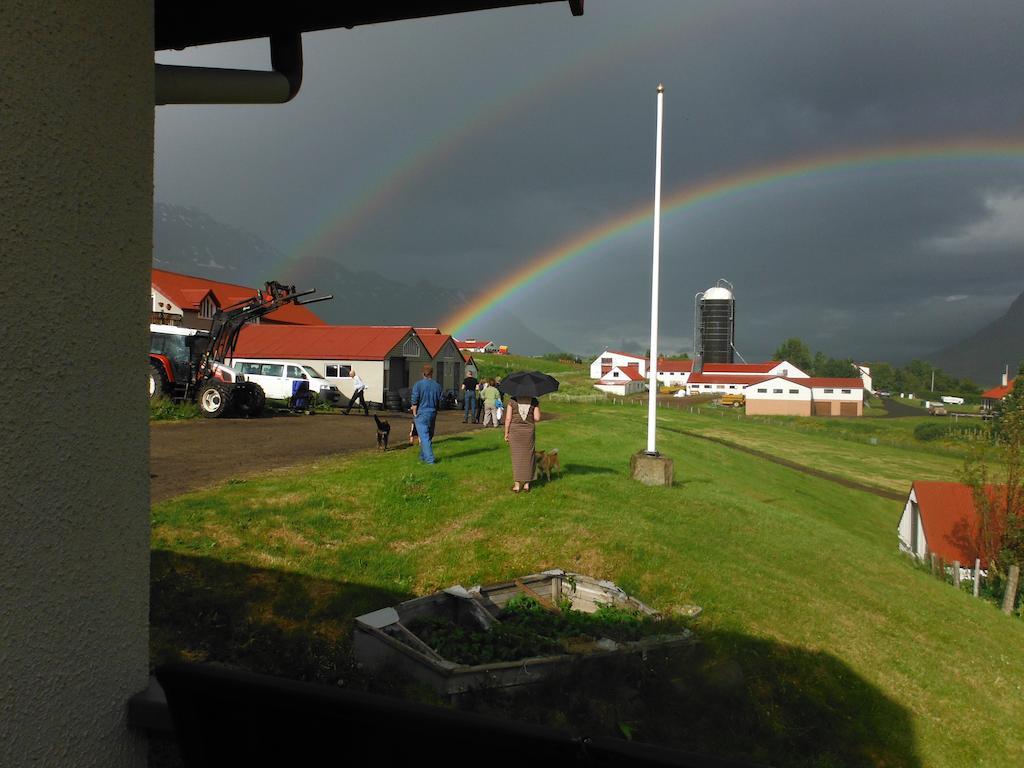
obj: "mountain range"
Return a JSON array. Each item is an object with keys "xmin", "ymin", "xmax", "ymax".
[
  {"xmin": 153, "ymin": 203, "xmax": 559, "ymax": 355},
  {"xmin": 929, "ymin": 290, "xmax": 1024, "ymax": 386}
]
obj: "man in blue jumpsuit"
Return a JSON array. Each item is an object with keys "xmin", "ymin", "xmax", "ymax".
[{"xmin": 411, "ymin": 363, "xmax": 442, "ymax": 464}]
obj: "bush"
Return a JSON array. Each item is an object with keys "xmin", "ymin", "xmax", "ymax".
[{"xmin": 913, "ymin": 422, "xmax": 947, "ymax": 442}]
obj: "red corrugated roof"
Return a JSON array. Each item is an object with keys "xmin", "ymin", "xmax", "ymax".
[
  {"xmin": 234, "ymin": 325, "xmax": 413, "ymax": 360},
  {"xmin": 601, "ymin": 366, "xmax": 646, "ymax": 382},
  {"xmin": 603, "ymin": 349, "xmax": 646, "ymax": 360},
  {"xmin": 911, "ymin": 481, "xmax": 990, "ymax": 567},
  {"xmin": 981, "ymin": 379, "xmax": 1015, "ymax": 400},
  {"xmin": 152, "ymin": 268, "xmax": 323, "ymax": 325},
  {"xmin": 418, "ymin": 332, "xmax": 463, "ymax": 359},
  {"xmin": 703, "ymin": 362, "xmax": 777, "ymax": 373},
  {"xmin": 657, "ymin": 359, "xmax": 694, "ymax": 372},
  {"xmin": 688, "ymin": 373, "xmax": 772, "ymax": 385}
]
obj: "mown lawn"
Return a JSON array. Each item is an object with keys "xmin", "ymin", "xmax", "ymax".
[{"xmin": 151, "ymin": 402, "xmax": 1024, "ymax": 767}]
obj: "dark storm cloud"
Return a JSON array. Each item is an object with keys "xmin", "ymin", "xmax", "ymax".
[{"xmin": 155, "ymin": 0, "xmax": 1024, "ymax": 360}]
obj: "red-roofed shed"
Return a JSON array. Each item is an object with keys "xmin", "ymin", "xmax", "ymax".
[
  {"xmin": 898, "ymin": 481, "xmax": 995, "ymax": 569},
  {"xmin": 151, "ymin": 268, "xmax": 323, "ymax": 330}
]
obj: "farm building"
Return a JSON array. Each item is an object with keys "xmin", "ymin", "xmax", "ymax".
[
  {"xmin": 590, "ymin": 349, "xmax": 648, "ymax": 379},
  {"xmin": 981, "ymin": 375, "xmax": 1017, "ymax": 412},
  {"xmin": 656, "ymin": 359, "xmax": 694, "ymax": 387},
  {"xmin": 230, "ymin": 325, "xmax": 467, "ymax": 406},
  {"xmin": 151, "ymin": 268, "xmax": 323, "ymax": 330},
  {"xmin": 456, "ymin": 338, "xmax": 498, "ymax": 354},
  {"xmin": 686, "ymin": 373, "xmax": 769, "ymax": 395},
  {"xmin": 593, "ymin": 365, "xmax": 647, "ymax": 396},
  {"xmin": 746, "ymin": 377, "xmax": 864, "ymax": 416},
  {"xmin": 898, "ymin": 481, "xmax": 987, "ymax": 569}
]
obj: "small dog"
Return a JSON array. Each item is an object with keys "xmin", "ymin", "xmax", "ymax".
[
  {"xmin": 533, "ymin": 449, "xmax": 561, "ymax": 482},
  {"xmin": 373, "ymin": 415, "xmax": 391, "ymax": 450}
]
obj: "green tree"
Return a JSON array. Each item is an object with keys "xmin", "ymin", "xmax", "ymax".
[
  {"xmin": 773, "ymin": 338, "xmax": 813, "ymax": 373},
  {"xmin": 962, "ymin": 365, "xmax": 1024, "ymax": 576}
]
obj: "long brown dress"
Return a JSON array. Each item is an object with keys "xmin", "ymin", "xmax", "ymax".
[{"xmin": 508, "ymin": 397, "xmax": 537, "ymax": 483}]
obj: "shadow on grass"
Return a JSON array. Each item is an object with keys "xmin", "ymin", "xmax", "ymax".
[
  {"xmin": 151, "ymin": 550, "xmax": 920, "ymax": 768},
  {"xmin": 443, "ymin": 445, "xmax": 503, "ymax": 459},
  {"xmin": 563, "ymin": 463, "xmax": 618, "ymax": 476},
  {"xmin": 459, "ymin": 629, "xmax": 922, "ymax": 768}
]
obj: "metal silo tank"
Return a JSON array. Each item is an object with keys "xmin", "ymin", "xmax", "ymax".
[{"xmin": 698, "ymin": 281, "xmax": 735, "ymax": 364}]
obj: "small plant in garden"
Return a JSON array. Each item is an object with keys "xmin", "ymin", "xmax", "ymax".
[{"xmin": 408, "ymin": 597, "xmax": 683, "ymax": 666}]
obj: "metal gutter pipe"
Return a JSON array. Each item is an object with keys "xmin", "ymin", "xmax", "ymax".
[{"xmin": 156, "ymin": 33, "xmax": 302, "ymax": 105}]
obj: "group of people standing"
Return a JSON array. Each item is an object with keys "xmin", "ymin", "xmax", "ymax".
[
  {"xmin": 411, "ymin": 365, "xmax": 541, "ymax": 492},
  {"xmin": 460, "ymin": 372, "xmax": 504, "ymax": 427}
]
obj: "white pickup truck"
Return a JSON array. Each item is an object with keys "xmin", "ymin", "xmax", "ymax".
[{"xmin": 230, "ymin": 360, "xmax": 341, "ymax": 406}]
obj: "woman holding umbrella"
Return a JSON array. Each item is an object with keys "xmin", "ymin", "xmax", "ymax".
[{"xmin": 500, "ymin": 371, "xmax": 559, "ymax": 493}]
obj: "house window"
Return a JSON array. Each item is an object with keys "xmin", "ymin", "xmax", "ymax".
[
  {"xmin": 402, "ymin": 338, "xmax": 421, "ymax": 357},
  {"xmin": 779, "ymin": 369, "xmax": 788, "ymax": 376},
  {"xmin": 613, "ymin": 371, "xmax": 619, "ymax": 378},
  {"xmin": 842, "ymin": 389, "xmax": 851, "ymax": 394},
  {"xmin": 757, "ymin": 388, "xmax": 767, "ymax": 393},
  {"xmin": 199, "ymin": 295, "xmax": 216, "ymax": 320},
  {"xmin": 773, "ymin": 388, "xmax": 783, "ymax": 394},
  {"xmin": 601, "ymin": 357, "xmax": 612, "ymax": 364},
  {"xmin": 326, "ymin": 364, "xmax": 350, "ymax": 378},
  {"xmin": 704, "ymin": 385, "xmax": 711, "ymax": 389},
  {"xmin": 824, "ymin": 388, "xmax": 834, "ymax": 393},
  {"xmin": 789, "ymin": 389, "xmax": 798, "ymax": 394}
]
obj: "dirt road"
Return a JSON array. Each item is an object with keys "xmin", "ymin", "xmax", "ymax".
[{"xmin": 150, "ymin": 409, "xmax": 488, "ymax": 502}]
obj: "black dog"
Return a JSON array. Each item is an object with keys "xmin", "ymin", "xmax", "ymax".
[{"xmin": 373, "ymin": 415, "xmax": 391, "ymax": 450}]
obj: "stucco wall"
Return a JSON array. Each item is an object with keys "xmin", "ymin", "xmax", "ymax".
[
  {"xmin": 745, "ymin": 399, "xmax": 813, "ymax": 416},
  {"xmin": 2, "ymin": 4, "xmax": 152, "ymax": 766}
]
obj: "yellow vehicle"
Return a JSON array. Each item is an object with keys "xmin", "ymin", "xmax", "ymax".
[{"xmin": 720, "ymin": 393, "xmax": 745, "ymax": 408}]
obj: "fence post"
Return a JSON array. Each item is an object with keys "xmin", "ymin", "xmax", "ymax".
[
  {"xmin": 930, "ymin": 553, "xmax": 939, "ymax": 577},
  {"xmin": 973, "ymin": 558, "xmax": 981, "ymax": 597},
  {"xmin": 1002, "ymin": 564, "xmax": 1020, "ymax": 615},
  {"xmin": 953, "ymin": 561, "xmax": 961, "ymax": 588}
]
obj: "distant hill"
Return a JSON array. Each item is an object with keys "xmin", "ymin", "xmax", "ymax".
[
  {"xmin": 928, "ymin": 290, "xmax": 1024, "ymax": 385},
  {"xmin": 153, "ymin": 203, "xmax": 559, "ymax": 355}
]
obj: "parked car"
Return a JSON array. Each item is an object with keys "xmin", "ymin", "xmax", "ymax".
[
  {"xmin": 928, "ymin": 405, "xmax": 948, "ymax": 416},
  {"xmin": 231, "ymin": 359, "xmax": 341, "ymax": 406}
]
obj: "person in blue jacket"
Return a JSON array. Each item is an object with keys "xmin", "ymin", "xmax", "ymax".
[{"xmin": 411, "ymin": 363, "xmax": 442, "ymax": 464}]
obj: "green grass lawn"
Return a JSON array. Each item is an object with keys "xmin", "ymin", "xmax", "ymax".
[{"xmin": 151, "ymin": 401, "xmax": 1023, "ymax": 767}]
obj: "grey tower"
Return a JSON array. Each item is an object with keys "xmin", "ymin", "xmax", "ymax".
[{"xmin": 694, "ymin": 279, "xmax": 736, "ymax": 365}]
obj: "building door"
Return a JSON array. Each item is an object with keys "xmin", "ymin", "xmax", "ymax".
[
  {"xmin": 813, "ymin": 401, "xmax": 832, "ymax": 416},
  {"xmin": 839, "ymin": 402, "xmax": 858, "ymax": 417},
  {"xmin": 436, "ymin": 361, "xmax": 445, "ymax": 391},
  {"xmin": 388, "ymin": 357, "xmax": 407, "ymax": 394}
]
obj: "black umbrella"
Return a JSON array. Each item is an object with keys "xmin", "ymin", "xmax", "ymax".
[{"xmin": 497, "ymin": 370, "xmax": 560, "ymax": 399}]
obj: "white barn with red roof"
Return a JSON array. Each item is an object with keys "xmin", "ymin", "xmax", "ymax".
[
  {"xmin": 230, "ymin": 325, "xmax": 460, "ymax": 407},
  {"xmin": 898, "ymin": 481, "xmax": 986, "ymax": 570},
  {"xmin": 590, "ymin": 349, "xmax": 648, "ymax": 379},
  {"xmin": 981, "ymin": 375, "xmax": 1016, "ymax": 412},
  {"xmin": 456, "ymin": 338, "xmax": 498, "ymax": 354},
  {"xmin": 594, "ymin": 365, "xmax": 647, "ymax": 396},
  {"xmin": 151, "ymin": 268, "xmax": 323, "ymax": 330}
]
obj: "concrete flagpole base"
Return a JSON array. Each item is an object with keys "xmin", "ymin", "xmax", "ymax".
[{"xmin": 630, "ymin": 450, "xmax": 675, "ymax": 486}]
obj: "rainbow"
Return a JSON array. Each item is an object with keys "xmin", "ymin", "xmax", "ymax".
[
  {"xmin": 276, "ymin": 4, "xmax": 739, "ymax": 276},
  {"xmin": 441, "ymin": 137, "xmax": 1024, "ymax": 335}
]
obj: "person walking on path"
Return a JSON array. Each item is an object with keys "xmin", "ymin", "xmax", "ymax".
[
  {"xmin": 461, "ymin": 371, "xmax": 478, "ymax": 424},
  {"xmin": 504, "ymin": 395, "xmax": 541, "ymax": 492},
  {"xmin": 412, "ymin": 364, "xmax": 442, "ymax": 464},
  {"xmin": 344, "ymin": 369, "xmax": 370, "ymax": 416},
  {"xmin": 480, "ymin": 378, "xmax": 501, "ymax": 427}
]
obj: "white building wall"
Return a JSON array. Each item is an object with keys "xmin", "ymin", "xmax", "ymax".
[
  {"xmin": 767, "ymin": 361, "xmax": 809, "ymax": 378},
  {"xmin": 4, "ymin": 5, "xmax": 151, "ymax": 765},
  {"xmin": 897, "ymin": 489, "xmax": 928, "ymax": 559},
  {"xmin": 657, "ymin": 371, "xmax": 691, "ymax": 386},
  {"xmin": 590, "ymin": 350, "xmax": 647, "ymax": 379},
  {"xmin": 812, "ymin": 386, "xmax": 863, "ymax": 402},
  {"xmin": 744, "ymin": 378, "xmax": 811, "ymax": 402}
]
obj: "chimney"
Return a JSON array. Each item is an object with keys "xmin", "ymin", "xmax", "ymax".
[{"xmin": 1002, "ymin": 366, "xmax": 1009, "ymax": 387}]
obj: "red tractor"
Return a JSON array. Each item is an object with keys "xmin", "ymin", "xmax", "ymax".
[{"xmin": 148, "ymin": 281, "xmax": 331, "ymax": 418}]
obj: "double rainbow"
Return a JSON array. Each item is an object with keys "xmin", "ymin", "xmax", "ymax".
[{"xmin": 442, "ymin": 137, "xmax": 1024, "ymax": 335}]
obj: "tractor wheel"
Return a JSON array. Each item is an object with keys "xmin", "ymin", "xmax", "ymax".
[
  {"xmin": 233, "ymin": 382, "xmax": 266, "ymax": 418},
  {"xmin": 198, "ymin": 381, "xmax": 232, "ymax": 418},
  {"xmin": 148, "ymin": 363, "xmax": 169, "ymax": 400}
]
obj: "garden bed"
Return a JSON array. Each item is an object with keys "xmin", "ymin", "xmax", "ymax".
[{"xmin": 353, "ymin": 570, "xmax": 698, "ymax": 695}]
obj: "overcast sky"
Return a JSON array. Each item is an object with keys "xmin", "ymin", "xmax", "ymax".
[{"xmin": 156, "ymin": 0, "xmax": 1024, "ymax": 361}]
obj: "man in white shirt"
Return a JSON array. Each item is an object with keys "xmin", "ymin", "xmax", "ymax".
[{"xmin": 344, "ymin": 369, "xmax": 370, "ymax": 416}]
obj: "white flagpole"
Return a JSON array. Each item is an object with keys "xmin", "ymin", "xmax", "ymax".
[{"xmin": 646, "ymin": 84, "xmax": 665, "ymax": 455}]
